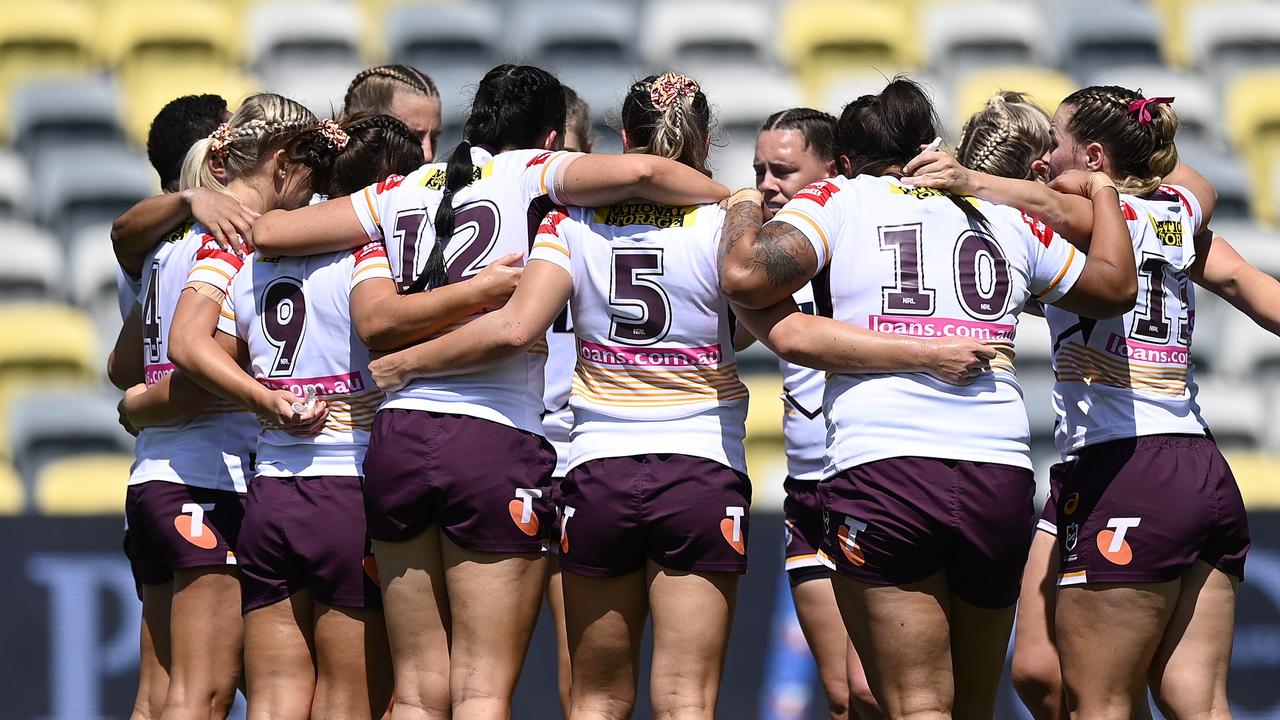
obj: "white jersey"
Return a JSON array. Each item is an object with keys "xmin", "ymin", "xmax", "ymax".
[
  {"xmin": 218, "ymin": 243, "xmax": 390, "ymax": 477},
  {"xmin": 771, "ymin": 176, "xmax": 1086, "ymax": 473},
  {"xmin": 543, "ymin": 302, "xmax": 576, "ymax": 477},
  {"xmin": 779, "ymin": 282, "xmax": 827, "ymax": 481},
  {"xmin": 1046, "ymin": 186, "xmax": 1207, "ymax": 454},
  {"xmin": 130, "ymin": 222, "xmax": 257, "ymax": 493},
  {"xmin": 530, "ymin": 201, "xmax": 749, "ymax": 473},
  {"xmin": 350, "ymin": 146, "xmax": 581, "ymax": 434}
]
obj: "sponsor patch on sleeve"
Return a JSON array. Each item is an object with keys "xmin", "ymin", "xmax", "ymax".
[
  {"xmin": 1021, "ymin": 212, "xmax": 1055, "ymax": 247},
  {"xmin": 793, "ymin": 180, "xmax": 841, "ymax": 207}
]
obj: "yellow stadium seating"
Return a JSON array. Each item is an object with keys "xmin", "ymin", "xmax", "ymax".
[
  {"xmin": 778, "ymin": 0, "xmax": 918, "ymax": 101},
  {"xmin": 1226, "ymin": 69, "xmax": 1280, "ymax": 224},
  {"xmin": 100, "ymin": 0, "xmax": 239, "ymax": 75},
  {"xmin": 0, "ymin": 463, "xmax": 23, "ymax": 515},
  {"xmin": 0, "ymin": 1, "xmax": 96, "ymax": 142},
  {"xmin": 34, "ymin": 453, "xmax": 131, "ymax": 515},
  {"xmin": 1151, "ymin": 0, "xmax": 1229, "ymax": 68},
  {"xmin": 952, "ymin": 67, "xmax": 1075, "ymax": 134},
  {"xmin": 0, "ymin": 304, "xmax": 97, "ymax": 400},
  {"xmin": 121, "ymin": 66, "xmax": 259, "ymax": 147},
  {"xmin": 1224, "ymin": 451, "xmax": 1280, "ymax": 509}
]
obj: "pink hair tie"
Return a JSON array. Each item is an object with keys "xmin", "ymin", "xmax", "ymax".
[
  {"xmin": 650, "ymin": 72, "xmax": 700, "ymax": 110},
  {"xmin": 208, "ymin": 122, "xmax": 233, "ymax": 158},
  {"xmin": 318, "ymin": 118, "xmax": 350, "ymax": 152},
  {"xmin": 1128, "ymin": 96, "xmax": 1175, "ymax": 126}
]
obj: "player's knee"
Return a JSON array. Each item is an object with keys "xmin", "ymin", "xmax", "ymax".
[
  {"xmin": 571, "ymin": 690, "xmax": 636, "ymax": 720},
  {"xmin": 651, "ymin": 681, "xmax": 716, "ymax": 720}
]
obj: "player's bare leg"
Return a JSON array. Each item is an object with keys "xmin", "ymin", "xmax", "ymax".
[
  {"xmin": 1147, "ymin": 562, "xmax": 1237, "ymax": 720},
  {"xmin": 949, "ymin": 594, "xmax": 1017, "ymax": 719},
  {"xmin": 846, "ymin": 639, "xmax": 883, "ymax": 719},
  {"xmin": 133, "ymin": 582, "xmax": 173, "ymax": 720},
  {"xmin": 1057, "ymin": 581, "xmax": 1178, "ymax": 720},
  {"xmin": 547, "ymin": 556, "xmax": 573, "ymax": 716},
  {"xmin": 160, "ymin": 568, "xmax": 243, "ymax": 720},
  {"xmin": 833, "ymin": 573, "xmax": 953, "ymax": 720},
  {"xmin": 1012, "ymin": 531, "xmax": 1066, "ymax": 720},
  {"xmin": 792, "ymin": 578, "xmax": 852, "ymax": 719},
  {"xmin": 312, "ymin": 603, "xmax": 394, "ymax": 720},
  {"xmin": 647, "ymin": 566, "xmax": 737, "ymax": 720},
  {"xmin": 563, "ymin": 569, "xmax": 648, "ymax": 720},
  {"xmin": 443, "ymin": 538, "xmax": 547, "ymax": 720},
  {"xmin": 244, "ymin": 593, "xmax": 314, "ymax": 720},
  {"xmin": 374, "ymin": 528, "xmax": 451, "ymax": 720}
]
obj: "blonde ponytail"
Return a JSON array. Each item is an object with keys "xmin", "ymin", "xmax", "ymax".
[
  {"xmin": 621, "ymin": 72, "xmax": 712, "ymax": 175},
  {"xmin": 177, "ymin": 93, "xmax": 317, "ymax": 195},
  {"xmin": 956, "ymin": 91, "xmax": 1050, "ymax": 181}
]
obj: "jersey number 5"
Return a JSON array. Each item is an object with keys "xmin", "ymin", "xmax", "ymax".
[{"xmin": 609, "ymin": 248, "xmax": 672, "ymax": 346}]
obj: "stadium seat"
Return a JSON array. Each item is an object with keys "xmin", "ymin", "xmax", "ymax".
[
  {"xmin": 32, "ymin": 146, "xmax": 156, "ymax": 251},
  {"xmin": 0, "ymin": 220, "xmax": 60, "ymax": 302},
  {"xmin": 11, "ymin": 390, "xmax": 133, "ymax": 489},
  {"xmin": 923, "ymin": 1, "xmax": 1051, "ymax": 79},
  {"xmin": 1151, "ymin": 0, "xmax": 1229, "ymax": 68},
  {"xmin": 0, "ymin": 304, "xmax": 98, "ymax": 401},
  {"xmin": 34, "ymin": 453, "xmax": 132, "ymax": 516},
  {"xmin": 778, "ymin": 0, "xmax": 917, "ymax": 100},
  {"xmin": 1175, "ymin": 138, "xmax": 1250, "ymax": 222},
  {"xmin": 700, "ymin": 66, "xmax": 801, "ymax": 189},
  {"xmin": 510, "ymin": 0, "xmax": 637, "ymax": 72},
  {"xmin": 0, "ymin": 1, "xmax": 94, "ymax": 90},
  {"xmin": 1186, "ymin": 1, "xmax": 1280, "ymax": 86},
  {"xmin": 1223, "ymin": 450, "xmax": 1280, "ymax": 507},
  {"xmin": 818, "ymin": 71, "xmax": 951, "ymax": 129},
  {"xmin": 1193, "ymin": 377, "xmax": 1267, "ymax": 450},
  {"xmin": 262, "ymin": 61, "xmax": 365, "ymax": 118},
  {"xmin": 1086, "ymin": 67, "xmax": 1220, "ymax": 145},
  {"xmin": 1055, "ymin": 2, "xmax": 1164, "ymax": 81},
  {"xmin": 1018, "ymin": 363, "xmax": 1058, "ymax": 438},
  {"xmin": 0, "ymin": 462, "xmax": 22, "ymax": 514},
  {"xmin": 1225, "ymin": 69, "xmax": 1280, "ymax": 224},
  {"xmin": 120, "ymin": 66, "xmax": 259, "ymax": 147},
  {"xmin": 642, "ymin": 0, "xmax": 775, "ymax": 69},
  {"xmin": 101, "ymin": 1, "xmax": 240, "ymax": 76},
  {"xmin": 951, "ymin": 67, "xmax": 1075, "ymax": 136},
  {"xmin": 69, "ymin": 221, "xmax": 119, "ymax": 310},
  {"xmin": 9, "ymin": 76, "xmax": 126, "ymax": 162},
  {"xmin": 386, "ymin": 2, "xmax": 500, "ymax": 71},
  {"xmin": 246, "ymin": 1, "xmax": 363, "ymax": 74},
  {"xmin": 0, "ymin": 149, "xmax": 32, "ymax": 219}
]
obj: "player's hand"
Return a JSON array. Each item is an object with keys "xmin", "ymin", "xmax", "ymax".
[
  {"xmin": 186, "ymin": 187, "xmax": 259, "ymax": 253},
  {"xmin": 901, "ymin": 150, "xmax": 976, "ymax": 194},
  {"xmin": 117, "ymin": 384, "xmax": 145, "ymax": 436},
  {"xmin": 369, "ymin": 353, "xmax": 411, "ymax": 394},
  {"xmin": 254, "ymin": 389, "xmax": 328, "ymax": 436},
  {"xmin": 472, "ymin": 252, "xmax": 524, "ymax": 312},
  {"xmin": 921, "ymin": 337, "xmax": 997, "ymax": 385}
]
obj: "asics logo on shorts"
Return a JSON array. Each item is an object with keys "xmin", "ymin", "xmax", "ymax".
[
  {"xmin": 837, "ymin": 517, "xmax": 867, "ymax": 566},
  {"xmin": 174, "ymin": 503, "xmax": 217, "ymax": 549},
  {"xmin": 1098, "ymin": 517, "xmax": 1141, "ymax": 566},
  {"xmin": 720, "ymin": 506, "xmax": 746, "ymax": 555},
  {"xmin": 1063, "ymin": 492, "xmax": 1080, "ymax": 516},
  {"xmin": 509, "ymin": 488, "xmax": 543, "ymax": 537}
]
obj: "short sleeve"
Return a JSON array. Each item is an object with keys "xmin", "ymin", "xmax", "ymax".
[
  {"xmin": 186, "ymin": 234, "xmax": 246, "ymax": 296},
  {"xmin": 350, "ymin": 242, "xmax": 393, "ymax": 292},
  {"xmin": 518, "ymin": 150, "xmax": 584, "ymax": 207},
  {"xmin": 351, "ymin": 174, "xmax": 410, "ymax": 242},
  {"xmin": 528, "ymin": 206, "xmax": 572, "ymax": 274},
  {"xmin": 767, "ymin": 179, "xmax": 844, "ymax": 269},
  {"xmin": 1024, "ymin": 213, "xmax": 1086, "ymax": 304},
  {"xmin": 1161, "ymin": 184, "xmax": 1205, "ymax": 235},
  {"xmin": 216, "ymin": 281, "xmax": 237, "ymax": 337}
]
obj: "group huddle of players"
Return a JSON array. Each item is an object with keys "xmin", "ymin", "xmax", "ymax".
[{"xmin": 105, "ymin": 60, "xmax": 1276, "ymax": 720}]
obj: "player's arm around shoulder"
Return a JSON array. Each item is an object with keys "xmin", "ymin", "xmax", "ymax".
[{"xmin": 718, "ymin": 189, "xmax": 821, "ymax": 309}]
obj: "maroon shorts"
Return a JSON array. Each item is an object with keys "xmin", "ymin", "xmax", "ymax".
[
  {"xmin": 558, "ymin": 454, "xmax": 751, "ymax": 577},
  {"xmin": 547, "ymin": 473, "xmax": 564, "ymax": 555},
  {"xmin": 124, "ymin": 481, "xmax": 246, "ymax": 594},
  {"xmin": 1056, "ymin": 435, "xmax": 1250, "ymax": 586},
  {"xmin": 237, "ymin": 475, "xmax": 381, "ymax": 613},
  {"xmin": 783, "ymin": 477, "xmax": 828, "ymax": 580},
  {"xmin": 1036, "ymin": 459, "xmax": 1072, "ymax": 536},
  {"xmin": 363, "ymin": 409, "xmax": 556, "ymax": 553},
  {"xmin": 819, "ymin": 457, "xmax": 1035, "ymax": 609}
]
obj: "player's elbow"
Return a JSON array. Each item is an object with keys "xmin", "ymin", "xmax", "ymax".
[
  {"xmin": 765, "ymin": 318, "xmax": 809, "ymax": 364},
  {"xmin": 106, "ymin": 351, "xmax": 131, "ymax": 391},
  {"xmin": 167, "ymin": 329, "xmax": 198, "ymax": 374},
  {"xmin": 355, "ymin": 317, "xmax": 399, "ymax": 353},
  {"xmin": 720, "ymin": 267, "xmax": 770, "ymax": 309}
]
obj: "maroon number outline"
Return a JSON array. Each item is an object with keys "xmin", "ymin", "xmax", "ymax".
[
  {"xmin": 608, "ymin": 248, "xmax": 672, "ymax": 346},
  {"xmin": 142, "ymin": 260, "xmax": 162, "ymax": 363},
  {"xmin": 390, "ymin": 209, "xmax": 428, "ymax": 293},
  {"xmin": 879, "ymin": 224, "xmax": 935, "ymax": 316},
  {"xmin": 1130, "ymin": 252, "xmax": 1191, "ymax": 346},
  {"xmin": 444, "ymin": 200, "xmax": 502, "ymax": 285},
  {"xmin": 953, "ymin": 230, "xmax": 1013, "ymax": 322},
  {"xmin": 260, "ymin": 276, "xmax": 307, "ymax": 378}
]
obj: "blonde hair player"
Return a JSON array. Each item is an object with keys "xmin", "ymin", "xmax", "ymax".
[
  {"xmin": 344, "ymin": 65, "xmax": 442, "ymax": 161},
  {"xmin": 106, "ymin": 92, "xmax": 318, "ymax": 720},
  {"xmin": 910, "ymin": 85, "xmax": 1275, "ymax": 719},
  {"xmin": 720, "ymin": 76, "xmax": 1140, "ymax": 719},
  {"xmin": 753, "ymin": 106, "xmax": 881, "ymax": 720},
  {"xmin": 250, "ymin": 63, "xmax": 733, "ymax": 718}
]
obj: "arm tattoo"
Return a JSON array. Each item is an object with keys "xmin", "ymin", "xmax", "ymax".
[
  {"xmin": 752, "ymin": 223, "xmax": 808, "ymax": 288},
  {"xmin": 718, "ymin": 200, "xmax": 760, "ymax": 276}
]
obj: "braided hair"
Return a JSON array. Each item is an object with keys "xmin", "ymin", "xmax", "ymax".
[
  {"xmin": 343, "ymin": 64, "xmax": 439, "ymax": 116},
  {"xmin": 955, "ymin": 91, "xmax": 1051, "ymax": 180},
  {"xmin": 838, "ymin": 76, "xmax": 991, "ymax": 232},
  {"xmin": 412, "ymin": 64, "xmax": 566, "ymax": 293},
  {"xmin": 760, "ymin": 107, "xmax": 836, "ymax": 162},
  {"xmin": 179, "ymin": 93, "xmax": 316, "ymax": 193},
  {"xmin": 287, "ymin": 113, "xmax": 425, "ymax": 198},
  {"xmin": 1061, "ymin": 85, "xmax": 1179, "ymax": 197},
  {"xmin": 621, "ymin": 71, "xmax": 712, "ymax": 175}
]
